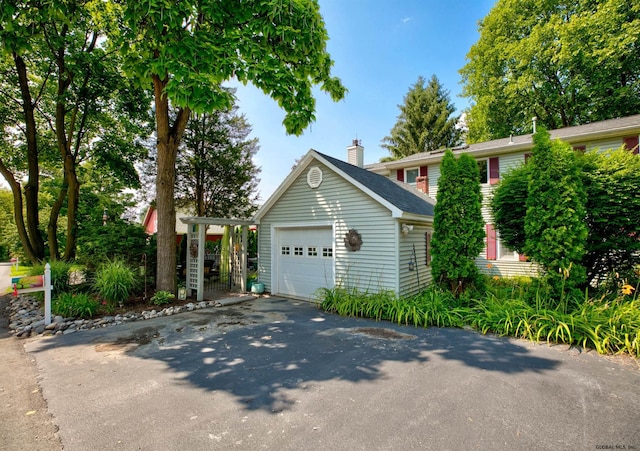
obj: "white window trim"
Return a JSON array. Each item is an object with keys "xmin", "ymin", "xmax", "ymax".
[
  {"xmin": 497, "ymin": 233, "xmax": 518, "ymax": 261},
  {"xmin": 405, "ymin": 167, "xmax": 420, "ymax": 185},
  {"xmin": 477, "ymin": 158, "xmax": 489, "ymax": 186}
]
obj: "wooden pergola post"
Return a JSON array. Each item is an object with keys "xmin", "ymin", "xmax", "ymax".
[{"xmin": 180, "ymin": 217, "xmax": 254, "ymax": 301}]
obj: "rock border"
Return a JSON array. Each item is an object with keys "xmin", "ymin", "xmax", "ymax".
[{"xmin": 5, "ymin": 294, "xmax": 256, "ymax": 338}]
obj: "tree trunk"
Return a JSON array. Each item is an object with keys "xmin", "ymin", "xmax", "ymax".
[
  {"xmin": 14, "ymin": 52, "xmax": 45, "ymax": 261},
  {"xmin": 0, "ymin": 161, "xmax": 40, "ymax": 263},
  {"xmin": 47, "ymin": 173, "xmax": 67, "ymax": 261},
  {"xmin": 61, "ymin": 154, "xmax": 80, "ymax": 261},
  {"xmin": 153, "ymin": 74, "xmax": 191, "ymax": 293}
]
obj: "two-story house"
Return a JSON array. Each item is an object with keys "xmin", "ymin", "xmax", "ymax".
[
  {"xmin": 254, "ymin": 114, "xmax": 640, "ymax": 300},
  {"xmin": 366, "ymin": 114, "xmax": 640, "ymax": 278}
]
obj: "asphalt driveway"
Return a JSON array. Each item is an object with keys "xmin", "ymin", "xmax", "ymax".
[{"xmin": 23, "ymin": 297, "xmax": 640, "ymax": 450}]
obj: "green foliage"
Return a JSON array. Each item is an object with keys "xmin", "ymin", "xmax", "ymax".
[
  {"xmin": 492, "ymin": 145, "xmax": 640, "ymax": 285},
  {"xmin": 317, "ymin": 276, "xmax": 640, "ymax": 358},
  {"xmin": 381, "ymin": 75, "xmax": 461, "ymax": 160},
  {"xmin": 52, "ymin": 292, "xmax": 99, "ymax": 319},
  {"xmin": 460, "ymin": 0, "xmax": 640, "ymax": 142},
  {"xmin": 524, "ymin": 129, "xmax": 588, "ymax": 299},
  {"xmin": 490, "ymin": 164, "xmax": 530, "ymax": 254},
  {"xmin": 0, "ymin": 189, "xmax": 14, "ymax": 261},
  {"xmin": 94, "ymin": 259, "xmax": 137, "ymax": 306},
  {"xmin": 431, "ymin": 150, "xmax": 485, "ymax": 296},
  {"xmin": 29, "ymin": 261, "xmax": 71, "ymax": 294},
  {"xmin": 175, "ymin": 103, "xmax": 261, "ymax": 219},
  {"xmin": 117, "ymin": 0, "xmax": 345, "ymax": 292},
  {"xmin": 150, "ymin": 290, "xmax": 175, "ymax": 306},
  {"xmin": 76, "ymin": 221, "xmax": 151, "ymax": 269},
  {"xmin": 581, "ymin": 148, "xmax": 640, "ymax": 281}
]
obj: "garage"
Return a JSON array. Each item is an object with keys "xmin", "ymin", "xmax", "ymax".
[{"xmin": 275, "ymin": 226, "xmax": 334, "ymax": 300}]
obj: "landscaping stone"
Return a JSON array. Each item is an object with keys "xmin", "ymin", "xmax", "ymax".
[{"xmin": 4, "ymin": 293, "xmax": 256, "ymax": 338}]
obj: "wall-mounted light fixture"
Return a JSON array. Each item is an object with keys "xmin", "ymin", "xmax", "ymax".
[{"xmin": 401, "ymin": 223, "xmax": 414, "ymax": 236}]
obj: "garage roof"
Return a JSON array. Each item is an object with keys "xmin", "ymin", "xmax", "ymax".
[{"xmin": 254, "ymin": 149, "xmax": 435, "ymax": 222}]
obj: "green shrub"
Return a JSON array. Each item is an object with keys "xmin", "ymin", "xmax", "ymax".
[
  {"xmin": 151, "ymin": 290, "xmax": 175, "ymax": 306},
  {"xmin": 318, "ymin": 278, "xmax": 640, "ymax": 358},
  {"xmin": 52, "ymin": 292, "xmax": 99, "ymax": 319},
  {"xmin": 431, "ymin": 150, "xmax": 485, "ymax": 296},
  {"xmin": 29, "ymin": 260, "xmax": 72, "ymax": 294},
  {"xmin": 94, "ymin": 259, "xmax": 137, "ymax": 306}
]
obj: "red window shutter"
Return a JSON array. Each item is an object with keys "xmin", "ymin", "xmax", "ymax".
[
  {"xmin": 573, "ymin": 145, "xmax": 586, "ymax": 152},
  {"xmin": 489, "ymin": 157, "xmax": 500, "ymax": 185},
  {"xmin": 524, "ymin": 153, "xmax": 532, "ymax": 163},
  {"xmin": 419, "ymin": 165, "xmax": 428, "ymax": 177},
  {"xmin": 397, "ymin": 169, "xmax": 404, "ymax": 182},
  {"xmin": 486, "ymin": 224, "xmax": 497, "ymax": 260},
  {"xmin": 425, "ymin": 232, "xmax": 431, "ymax": 266},
  {"xmin": 623, "ymin": 136, "xmax": 639, "ymax": 154}
]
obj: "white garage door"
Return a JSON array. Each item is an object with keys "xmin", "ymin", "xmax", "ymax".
[{"xmin": 276, "ymin": 226, "xmax": 334, "ymax": 300}]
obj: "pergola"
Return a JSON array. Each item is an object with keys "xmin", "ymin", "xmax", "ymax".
[{"xmin": 179, "ymin": 217, "xmax": 255, "ymax": 301}]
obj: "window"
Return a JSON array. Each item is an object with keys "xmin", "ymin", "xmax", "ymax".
[
  {"xmin": 477, "ymin": 157, "xmax": 499, "ymax": 185},
  {"xmin": 486, "ymin": 224, "xmax": 518, "ymax": 261},
  {"xmin": 477, "ymin": 160, "xmax": 488, "ymax": 184},
  {"xmin": 307, "ymin": 246, "xmax": 318, "ymax": 257},
  {"xmin": 498, "ymin": 237, "xmax": 518, "ymax": 260},
  {"xmin": 322, "ymin": 246, "xmax": 333, "ymax": 257},
  {"xmin": 281, "ymin": 246, "xmax": 290, "ymax": 255},
  {"xmin": 405, "ymin": 168, "xmax": 419, "ymax": 184},
  {"xmin": 294, "ymin": 246, "xmax": 304, "ymax": 256}
]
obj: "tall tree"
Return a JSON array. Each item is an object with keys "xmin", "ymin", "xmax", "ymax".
[
  {"xmin": 176, "ymin": 103, "xmax": 260, "ymax": 219},
  {"xmin": 431, "ymin": 150, "xmax": 485, "ymax": 296},
  {"xmin": 460, "ymin": 0, "xmax": 640, "ymax": 143},
  {"xmin": 524, "ymin": 129, "xmax": 588, "ymax": 299},
  {"xmin": 381, "ymin": 75, "xmax": 460, "ymax": 161},
  {"xmin": 117, "ymin": 0, "xmax": 346, "ymax": 293},
  {"xmin": 491, "ymin": 146, "xmax": 640, "ymax": 283},
  {"xmin": 0, "ymin": 0, "xmax": 149, "ymax": 263}
]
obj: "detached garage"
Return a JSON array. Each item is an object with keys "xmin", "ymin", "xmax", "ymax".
[{"xmin": 253, "ymin": 144, "xmax": 436, "ymax": 301}]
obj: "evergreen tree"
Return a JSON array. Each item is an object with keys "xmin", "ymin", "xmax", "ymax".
[
  {"xmin": 431, "ymin": 150, "xmax": 485, "ymax": 296},
  {"xmin": 381, "ymin": 75, "xmax": 460, "ymax": 161},
  {"xmin": 524, "ymin": 129, "xmax": 588, "ymax": 299},
  {"xmin": 175, "ymin": 100, "xmax": 261, "ymax": 220}
]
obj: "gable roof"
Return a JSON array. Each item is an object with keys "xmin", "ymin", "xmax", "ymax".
[
  {"xmin": 371, "ymin": 114, "xmax": 640, "ymax": 172},
  {"xmin": 317, "ymin": 151, "xmax": 435, "ymax": 216},
  {"xmin": 253, "ymin": 149, "xmax": 434, "ymax": 222}
]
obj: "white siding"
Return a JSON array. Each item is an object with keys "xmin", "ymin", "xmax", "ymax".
[
  {"xmin": 578, "ymin": 137, "xmax": 627, "ymax": 153},
  {"xmin": 398, "ymin": 224, "xmax": 433, "ymax": 297},
  {"xmin": 427, "ymin": 165, "xmax": 439, "ymax": 201},
  {"xmin": 258, "ymin": 162, "xmax": 400, "ymax": 297}
]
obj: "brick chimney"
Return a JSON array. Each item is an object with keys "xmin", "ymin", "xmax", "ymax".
[
  {"xmin": 347, "ymin": 139, "xmax": 364, "ymax": 168},
  {"xmin": 416, "ymin": 175, "xmax": 428, "ymax": 194}
]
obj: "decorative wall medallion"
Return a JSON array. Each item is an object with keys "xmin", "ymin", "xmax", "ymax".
[
  {"xmin": 344, "ymin": 229, "xmax": 362, "ymax": 251},
  {"xmin": 307, "ymin": 166, "xmax": 323, "ymax": 189}
]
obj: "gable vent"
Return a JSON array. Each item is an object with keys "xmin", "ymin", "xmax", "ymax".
[{"xmin": 307, "ymin": 166, "xmax": 323, "ymax": 189}]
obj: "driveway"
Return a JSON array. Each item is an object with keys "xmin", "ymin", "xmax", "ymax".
[{"xmin": 20, "ymin": 297, "xmax": 640, "ymax": 450}]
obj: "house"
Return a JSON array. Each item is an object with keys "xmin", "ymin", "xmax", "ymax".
[
  {"xmin": 366, "ymin": 114, "xmax": 640, "ymax": 278},
  {"xmin": 254, "ymin": 115, "xmax": 639, "ymax": 300},
  {"xmin": 142, "ymin": 204, "xmax": 225, "ymax": 244},
  {"xmin": 253, "ymin": 143, "xmax": 436, "ymax": 301}
]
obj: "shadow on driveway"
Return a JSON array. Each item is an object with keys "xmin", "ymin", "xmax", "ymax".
[{"xmin": 29, "ymin": 298, "xmax": 559, "ymax": 413}]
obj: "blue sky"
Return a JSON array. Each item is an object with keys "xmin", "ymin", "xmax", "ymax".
[{"xmin": 232, "ymin": 0, "xmax": 496, "ymax": 203}]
